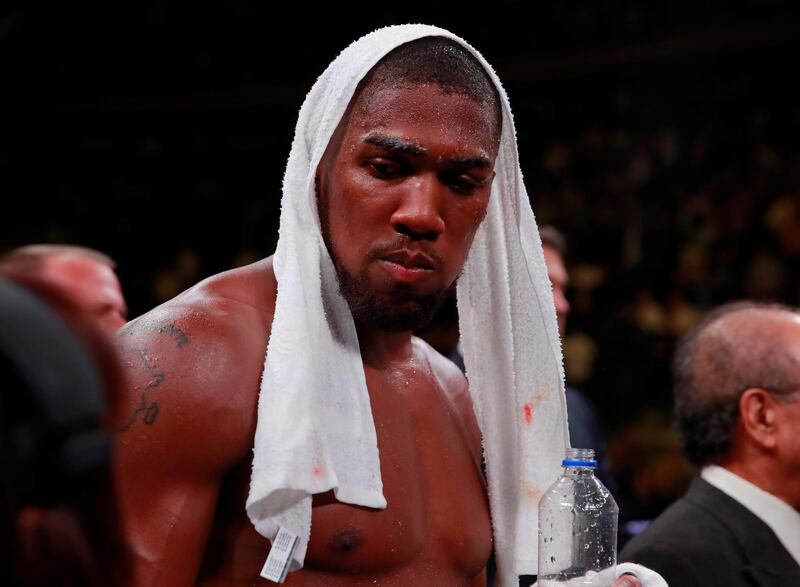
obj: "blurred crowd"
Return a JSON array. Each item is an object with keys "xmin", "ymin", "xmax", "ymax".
[
  {"xmin": 523, "ymin": 103, "xmax": 800, "ymax": 517},
  {"xmin": 6, "ymin": 99, "xmax": 799, "ymax": 526}
]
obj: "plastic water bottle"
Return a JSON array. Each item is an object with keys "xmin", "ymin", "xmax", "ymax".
[{"xmin": 537, "ymin": 448, "xmax": 618, "ymax": 586}]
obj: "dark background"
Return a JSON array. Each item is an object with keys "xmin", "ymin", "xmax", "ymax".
[{"xmin": 3, "ymin": 1, "xmax": 799, "ymax": 520}]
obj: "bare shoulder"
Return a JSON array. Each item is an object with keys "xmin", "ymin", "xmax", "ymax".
[
  {"xmin": 414, "ymin": 336, "xmax": 469, "ymax": 399},
  {"xmin": 119, "ymin": 256, "xmax": 277, "ymax": 356},
  {"xmin": 413, "ymin": 337, "xmax": 482, "ymax": 457},
  {"xmin": 112, "ymin": 257, "xmax": 277, "ymax": 472}
]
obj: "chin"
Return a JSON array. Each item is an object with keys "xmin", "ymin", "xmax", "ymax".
[
  {"xmin": 332, "ymin": 254, "xmax": 452, "ymax": 332},
  {"xmin": 340, "ymin": 279, "xmax": 446, "ymax": 333},
  {"xmin": 369, "ymin": 300, "xmax": 440, "ymax": 332}
]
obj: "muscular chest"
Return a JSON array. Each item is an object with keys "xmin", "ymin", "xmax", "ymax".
[
  {"xmin": 304, "ymin": 366, "xmax": 492, "ymax": 576},
  {"xmin": 203, "ymin": 363, "xmax": 492, "ymax": 584}
]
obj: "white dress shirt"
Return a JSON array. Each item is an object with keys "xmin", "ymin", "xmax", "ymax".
[{"xmin": 702, "ymin": 464, "xmax": 800, "ymax": 565}]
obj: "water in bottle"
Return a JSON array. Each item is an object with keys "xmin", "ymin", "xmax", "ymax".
[{"xmin": 538, "ymin": 448, "xmax": 618, "ymax": 586}]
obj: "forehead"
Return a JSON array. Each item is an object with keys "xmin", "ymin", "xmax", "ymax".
[
  {"xmin": 44, "ymin": 255, "xmax": 121, "ymax": 298},
  {"xmin": 342, "ymin": 84, "xmax": 500, "ymax": 159}
]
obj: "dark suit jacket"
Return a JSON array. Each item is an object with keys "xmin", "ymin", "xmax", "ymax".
[{"xmin": 620, "ymin": 476, "xmax": 800, "ymax": 587}]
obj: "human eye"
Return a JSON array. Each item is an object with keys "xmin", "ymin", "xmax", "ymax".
[
  {"xmin": 367, "ymin": 158, "xmax": 406, "ymax": 179},
  {"xmin": 441, "ymin": 171, "xmax": 489, "ymax": 194}
]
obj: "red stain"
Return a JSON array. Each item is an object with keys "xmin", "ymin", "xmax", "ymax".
[
  {"xmin": 526, "ymin": 488, "xmax": 542, "ymax": 502},
  {"xmin": 312, "ymin": 465, "xmax": 323, "ymax": 477},
  {"xmin": 522, "ymin": 392, "xmax": 548, "ymax": 425},
  {"xmin": 523, "ymin": 403, "xmax": 533, "ymax": 424},
  {"xmin": 518, "ymin": 480, "xmax": 543, "ymax": 503}
]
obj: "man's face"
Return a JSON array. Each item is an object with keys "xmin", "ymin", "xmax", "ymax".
[
  {"xmin": 317, "ymin": 83, "xmax": 499, "ymax": 331},
  {"xmin": 776, "ymin": 390, "xmax": 800, "ymax": 493},
  {"xmin": 774, "ymin": 317, "xmax": 800, "ymax": 506},
  {"xmin": 542, "ymin": 245, "xmax": 570, "ymax": 335},
  {"xmin": 43, "ymin": 255, "xmax": 128, "ymax": 335}
]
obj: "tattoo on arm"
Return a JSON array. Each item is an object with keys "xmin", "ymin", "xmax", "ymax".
[
  {"xmin": 158, "ymin": 323, "xmax": 189, "ymax": 348},
  {"xmin": 123, "ymin": 320, "xmax": 190, "ymax": 348},
  {"xmin": 121, "ymin": 348, "xmax": 166, "ymax": 431}
]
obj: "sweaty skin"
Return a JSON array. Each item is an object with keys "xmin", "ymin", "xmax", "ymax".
[{"xmin": 113, "ymin": 85, "xmax": 495, "ymax": 586}]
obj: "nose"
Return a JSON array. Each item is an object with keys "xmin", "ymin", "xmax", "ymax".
[{"xmin": 390, "ymin": 175, "xmax": 446, "ymax": 240}]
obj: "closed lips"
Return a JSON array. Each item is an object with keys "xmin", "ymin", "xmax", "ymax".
[{"xmin": 383, "ymin": 251, "xmax": 436, "ymax": 270}]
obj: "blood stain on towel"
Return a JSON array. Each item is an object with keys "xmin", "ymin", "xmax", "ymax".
[
  {"xmin": 312, "ymin": 464, "xmax": 324, "ymax": 477},
  {"xmin": 526, "ymin": 487, "xmax": 542, "ymax": 503},
  {"xmin": 522, "ymin": 392, "xmax": 547, "ymax": 424},
  {"xmin": 522, "ymin": 403, "xmax": 534, "ymax": 424},
  {"xmin": 517, "ymin": 480, "xmax": 543, "ymax": 503}
]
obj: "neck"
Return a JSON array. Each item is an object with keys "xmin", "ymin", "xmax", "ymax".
[
  {"xmin": 718, "ymin": 453, "xmax": 800, "ymax": 510},
  {"xmin": 356, "ymin": 322, "xmax": 415, "ymax": 367}
]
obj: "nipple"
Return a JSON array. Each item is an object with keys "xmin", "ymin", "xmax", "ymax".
[{"xmin": 329, "ymin": 529, "xmax": 364, "ymax": 554}]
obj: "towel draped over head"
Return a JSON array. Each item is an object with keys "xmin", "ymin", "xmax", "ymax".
[{"xmin": 246, "ymin": 24, "xmax": 569, "ymax": 585}]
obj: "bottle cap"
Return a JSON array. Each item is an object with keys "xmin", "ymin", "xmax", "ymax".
[{"xmin": 563, "ymin": 447, "xmax": 597, "ymax": 467}]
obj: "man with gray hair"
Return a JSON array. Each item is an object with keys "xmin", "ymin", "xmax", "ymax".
[{"xmin": 621, "ymin": 302, "xmax": 800, "ymax": 586}]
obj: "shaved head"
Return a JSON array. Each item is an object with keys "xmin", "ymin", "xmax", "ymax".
[
  {"xmin": 673, "ymin": 302, "xmax": 800, "ymax": 466},
  {"xmin": 352, "ymin": 36, "xmax": 502, "ymax": 148}
]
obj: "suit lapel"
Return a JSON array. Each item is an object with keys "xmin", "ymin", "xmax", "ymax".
[{"xmin": 687, "ymin": 477, "xmax": 800, "ymax": 586}]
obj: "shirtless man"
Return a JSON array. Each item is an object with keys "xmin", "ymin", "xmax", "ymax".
[{"xmin": 113, "ymin": 29, "xmax": 644, "ymax": 587}]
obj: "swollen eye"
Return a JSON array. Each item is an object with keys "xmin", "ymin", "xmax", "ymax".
[
  {"xmin": 368, "ymin": 157, "xmax": 411, "ymax": 178},
  {"xmin": 372, "ymin": 162, "xmax": 395, "ymax": 174},
  {"xmin": 442, "ymin": 172, "xmax": 483, "ymax": 192}
]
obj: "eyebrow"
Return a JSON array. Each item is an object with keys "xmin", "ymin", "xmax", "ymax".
[
  {"xmin": 364, "ymin": 134, "xmax": 427, "ymax": 155},
  {"xmin": 364, "ymin": 134, "xmax": 492, "ymax": 169},
  {"xmin": 452, "ymin": 155, "xmax": 492, "ymax": 169}
]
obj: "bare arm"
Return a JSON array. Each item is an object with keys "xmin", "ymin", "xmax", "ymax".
[{"xmin": 111, "ymin": 298, "xmax": 268, "ymax": 587}]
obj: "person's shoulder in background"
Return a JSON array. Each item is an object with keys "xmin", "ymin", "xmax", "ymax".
[{"xmin": 620, "ymin": 480, "xmax": 744, "ymax": 587}]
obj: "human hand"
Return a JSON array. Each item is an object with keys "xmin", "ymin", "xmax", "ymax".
[{"xmin": 611, "ymin": 574, "xmax": 642, "ymax": 587}]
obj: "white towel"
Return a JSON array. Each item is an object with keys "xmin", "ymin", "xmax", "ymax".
[
  {"xmin": 534, "ymin": 563, "xmax": 669, "ymax": 586},
  {"xmin": 615, "ymin": 562, "xmax": 669, "ymax": 586},
  {"xmin": 246, "ymin": 24, "xmax": 570, "ymax": 584}
]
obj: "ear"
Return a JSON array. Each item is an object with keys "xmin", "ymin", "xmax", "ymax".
[{"xmin": 738, "ymin": 388, "xmax": 778, "ymax": 450}]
